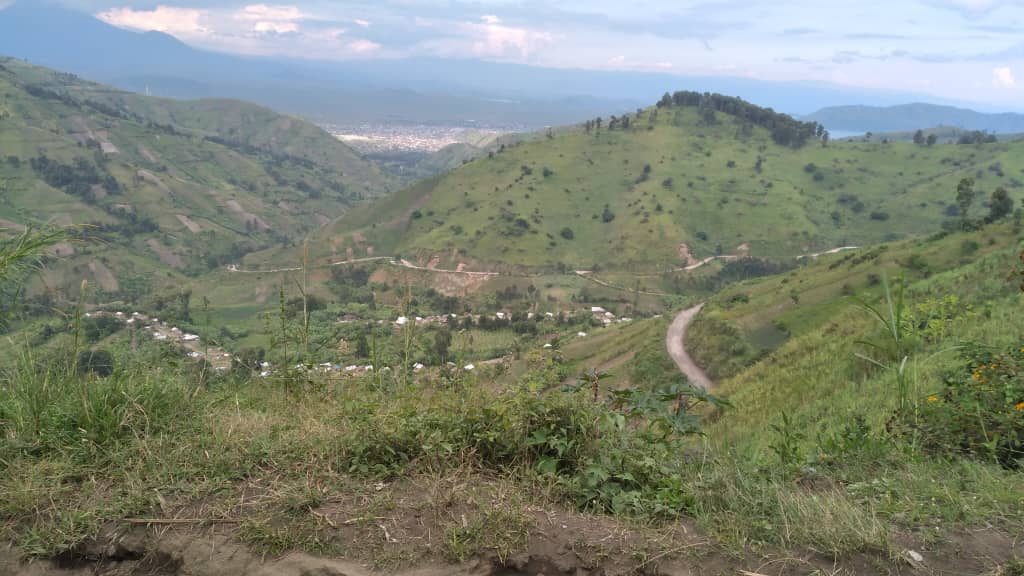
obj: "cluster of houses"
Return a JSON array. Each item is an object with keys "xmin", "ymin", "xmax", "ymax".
[
  {"xmin": 87, "ymin": 301, "xmax": 636, "ymax": 380},
  {"xmin": 84, "ymin": 310, "xmax": 233, "ymax": 370},
  {"xmin": 271, "ymin": 360, "xmax": 481, "ymax": 379},
  {"xmin": 338, "ymin": 307, "xmax": 633, "ymax": 331},
  {"xmin": 588, "ymin": 306, "xmax": 632, "ymax": 326}
]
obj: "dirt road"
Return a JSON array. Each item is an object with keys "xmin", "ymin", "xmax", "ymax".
[{"xmin": 666, "ymin": 304, "xmax": 713, "ymax": 391}]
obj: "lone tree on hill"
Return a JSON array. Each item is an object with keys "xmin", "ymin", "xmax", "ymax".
[
  {"xmin": 956, "ymin": 177, "xmax": 976, "ymax": 230},
  {"xmin": 913, "ymin": 129, "xmax": 926, "ymax": 146},
  {"xmin": 988, "ymin": 187, "xmax": 1014, "ymax": 223}
]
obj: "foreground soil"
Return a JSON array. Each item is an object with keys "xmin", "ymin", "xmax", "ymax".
[{"xmin": 3, "ymin": 485, "xmax": 1020, "ymax": 576}]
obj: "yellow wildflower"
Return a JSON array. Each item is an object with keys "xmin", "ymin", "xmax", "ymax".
[
  {"xmin": 1016, "ymin": 402, "xmax": 1024, "ymax": 412},
  {"xmin": 927, "ymin": 396, "xmax": 939, "ymax": 403}
]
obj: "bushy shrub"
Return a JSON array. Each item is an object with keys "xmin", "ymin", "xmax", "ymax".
[
  {"xmin": 916, "ymin": 344, "xmax": 1024, "ymax": 468},
  {"xmin": 337, "ymin": 384, "xmax": 701, "ymax": 516}
]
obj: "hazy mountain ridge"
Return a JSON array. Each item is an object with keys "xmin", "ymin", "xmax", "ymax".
[{"xmin": 807, "ymin": 103, "xmax": 1024, "ymax": 134}]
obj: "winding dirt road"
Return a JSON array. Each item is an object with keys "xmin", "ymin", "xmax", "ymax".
[{"xmin": 666, "ymin": 304, "xmax": 713, "ymax": 391}]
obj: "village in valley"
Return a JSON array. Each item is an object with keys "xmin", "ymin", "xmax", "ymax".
[{"xmin": 84, "ymin": 298, "xmax": 639, "ymax": 382}]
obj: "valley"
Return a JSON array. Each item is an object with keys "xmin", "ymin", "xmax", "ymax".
[
  {"xmin": 325, "ymin": 123, "xmax": 507, "ymax": 155},
  {"xmin": 2, "ymin": 53, "xmax": 1024, "ymax": 576}
]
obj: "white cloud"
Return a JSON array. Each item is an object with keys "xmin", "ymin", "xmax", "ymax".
[
  {"xmin": 235, "ymin": 4, "xmax": 306, "ymax": 34},
  {"xmin": 993, "ymin": 66, "xmax": 1016, "ymax": 87},
  {"xmin": 236, "ymin": 4, "xmax": 305, "ymax": 22},
  {"xmin": 414, "ymin": 16, "xmax": 554, "ymax": 60},
  {"xmin": 354, "ymin": 19, "xmax": 371, "ymax": 28},
  {"xmin": 349, "ymin": 39, "xmax": 382, "ymax": 53},
  {"xmin": 467, "ymin": 19, "xmax": 555, "ymax": 59},
  {"xmin": 481, "ymin": 15, "xmax": 501, "ymax": 25},
  {"xmin": 96, "ymin": 5, "xmax": 209, "ymax": 35},
  {"xmin": 603, "ymin": 54, "xmax": 676, "ymax": 72},
  {"xmin": 252, "ymin": 21, "xmax": 299, "ymax": 33}
]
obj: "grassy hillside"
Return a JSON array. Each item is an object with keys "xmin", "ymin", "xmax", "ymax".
[
  {"xmin": 3, "ymin": 219, "xmax": 1023, "ymax": 575},
  {"xmin": 319, "ymin": 97, "xmax": 1022, "ymax": 271},
  {"xmin": 0, "ymin": 57, "xmax": 392, "ymax": 301},
  {"xmin": 685, "ymin": 225, "xmax": 1024, "ymax": 554},
  {"xmin": 686, "ymin": 221, "xmax": 1021, "ymax": 380},
  {"xmin": 1, "ymin": 57, "xmax": 390, "ymax": 192}
]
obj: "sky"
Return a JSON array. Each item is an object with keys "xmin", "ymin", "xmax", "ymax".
[{"xmin": 29, "ymin": 0, "xmax": 1024, "ymax": 108}]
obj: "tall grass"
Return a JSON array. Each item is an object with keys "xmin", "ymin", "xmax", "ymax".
[
  {"xmin": 0, "ymin": 226, "xmax": 67, "ymax": 329},
  {"xmin": 0, "ymin": 346, "xmax": 194, "ymax": 462},
  {"xmin": 855, "ymin": 274, "xmax": 916, "ymax": 415}
]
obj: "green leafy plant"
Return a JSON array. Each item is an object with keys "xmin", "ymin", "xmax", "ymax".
[
  {"xmin": 769, "ymin": 411, "xmax": 806, "ymax": 478},
  {"xmin": 855, "ymin": 274, "xmax": 918, "ymax": 415},
  {"xmin": 0, "ymin": 226, "xmax": 67, "ymax": 329},
  {"xmin": 610, "ymin": 381, "xmax": 728, "ymax": 439},
  {"xmin": 917, "ymin": 343, "xmax": 1024, "ymax": 468}
]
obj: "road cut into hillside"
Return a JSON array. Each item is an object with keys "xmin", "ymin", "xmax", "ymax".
[{"xmin": 666, "ymin": 304, "xmax": 713, "ymax": 391}]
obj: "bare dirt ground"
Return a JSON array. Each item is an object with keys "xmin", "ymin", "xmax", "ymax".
[
  {"xmin": 87, "ymin": 261, "xmax": 120, "ymax": 293},
  {"xmin": 575, "ymin": 271, "xmax": 667, "ymax": 296},
  {"xmin": 175, "ymin": 215, "xmax": 202, "ymax": 234},
  {"xmin": 224, "ymin": 200, "xmax": 270, "ymax": 231},
  {"xmin": 666, "ymin": 304, "xmax": 713, "ymax": 391},
  {"xmin": 136, "ymin": 170, "xmax": 171, "ymax": 194},
  {"xmin": 146, "ymin": 239, "xmax": 185, "ymax": 270},
  {"xmin": 137, "ymin": 145, "xmax": 157, "ymax": 163},
  {"xmin": 5, "ymin": 493, "xmax": 1014, "ymax": 576}
]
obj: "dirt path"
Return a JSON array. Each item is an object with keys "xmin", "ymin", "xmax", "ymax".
[
  {"xmin": 226, "ymin": 256, "xmax": 392, "ymax": 274},
  {"xmin": 574, "ymin": 271, "xmax": 668, "ymax": 296},
  {"xmin": 666, "ymin": 304, "xmax": 713, "ymax": 391},
  {"xmin": 397, "ymin": 259, "xmax": 499, "ymax": 277},
  {"xmin": 797, "ymin": 245, "xmax": 859, "ymax": 260},
  {"xmin": 226, "ymin": 257, "xmax": 500, "ymax": 277}
]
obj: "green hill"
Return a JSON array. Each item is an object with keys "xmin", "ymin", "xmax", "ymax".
[
  {"xmin": 0, "ymin": 57, "xmax": 393, "ymax": 300},
  {"xmin": 318, "ymin": 93, "xmax": 1023, "ymax": 271}
]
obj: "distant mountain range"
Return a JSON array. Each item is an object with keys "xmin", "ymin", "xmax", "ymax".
[
  {"xmin": 0, "ymin": 2, "xmax": 990, "ymax": 129},
  {"xmin": 806, "ymin": 103, "xmax": 1024, "ymax": 135}
]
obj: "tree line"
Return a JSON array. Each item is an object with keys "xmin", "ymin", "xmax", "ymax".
[
  {"xmin": 29, "ymin": 155, "xmax": 120, "ymax": 202},
  {"xmin": 655, "ymin": 91, "xmax": 828, "ymax": 148}
]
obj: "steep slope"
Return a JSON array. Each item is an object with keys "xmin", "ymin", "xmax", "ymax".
[
  {"xmin": 0, "ymin": 57, "xmax": 391, "ymax": 300},
  {"xmin": 685, "ymin": 221, "xmax": 1021, "ymax": 382},
  {"xmin": 3, "ymin": 57, "xmax": 389, "ymax": 194},
  {"xmin": 807, "ymin": 103, "xmax": 1024, "ymax": 134},
  {"xmin": 319, "ymin": 94, "xmax": 1022, "ymax": 271}
]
